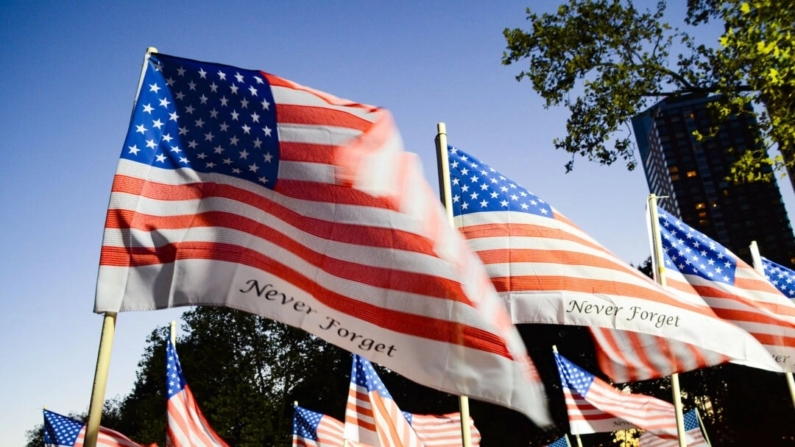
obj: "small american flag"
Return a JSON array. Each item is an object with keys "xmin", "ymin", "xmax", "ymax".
[
  {"xmin": 166, "ymin": 339, "xmax": 229, "ymax": 447},
  {"xmin": 43, "ymin": 409, "xmax": 143, "ymax": 447},
  {"xmin": 554, "ymin": 352, "xmax": 678, "ymax": 438},
  {"xmin": 402, "ymin": 412, "xmax": 480, "ymax": 447},
  {"xmin": 656, "ymin": 208, "xmax": 795, "ymax": 373},
  {"xmin": 639, "ymin": 410, "xmax": 708, "ymax": 447},
  {"xmin": 95, "ymin": 53, "xmax": 549, "ymax": 427},
  {"xmin": 545, "ymin": 436, "xmax": 570, "ymax": 447},
  {"xmin": 293, "ymin": 405, "xmax": 371, "ymax": 447},
  {"xmin": 344, "ymin": 355, "xmax": 425, "ymax": 447},
  {"xmin": 445, "ymin": 145, "xmax": 781, "ymax": 382},
  {"xmin": 761, "ymin": 257, "xmax": 795, "ymax": 299}
]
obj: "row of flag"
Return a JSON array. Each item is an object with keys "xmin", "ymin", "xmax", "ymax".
[{"xmin": 80, "ymin": 50, "xmax": 795, "ymax": 444}]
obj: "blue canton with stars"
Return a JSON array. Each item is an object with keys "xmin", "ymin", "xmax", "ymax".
[
  {"xmin": 292, "ymin": 406, "xmax": 326, "ymax": 440},
  {"xmin": 683, "ymin": 410, "xmax": 700, "ymax": 431},
  {"xmin": 351, "ymin": 354, "xmax": 393, "ymax": 399},
  {"xmin": 547, "ymin": 436, "xmax": 570, "ymax": 447},
  {"xmin": 43, "ymin": 409, "xmax": 84, "ymax": 446},
  {"xmin": 658, "ymin": 208, "xmax": 737, "ymax": 285},
  {"xmin": 166, "ymin": 339, "xmax": 188, "ymax": 399},
  {"xmin": 554, "ymin": 352, "xmax": 595, "ymax": 397},
  {"xmin": 447, "ymin": 146, "xmax": 553, "ymax": 218},
  {"xmin": 762, "ymin": 257, "xmax": 795, "ymax": 298},
  {"xmin": 122, "ymin": 53, "xmax": 280, "ymax": 188}
]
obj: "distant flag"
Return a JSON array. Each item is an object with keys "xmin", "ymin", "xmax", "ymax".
[
  {"xmin": 546, "ymin": 436, "xmax": 570, "ymax": 447},
  {"xmin": 638, "ymin": 410, "xmax": 708, "ymax": 447},
  {"xmin": 761, "ymin": 257, "xmax": 795, "ymax": 299},
  {"xmin": 293, "ymin": 405, "xmax": 371, "ymax": 447},
  {"xmin": 344, "ymin": 354, "xmax": 425, "ymax": 447},
  {"xmin": 402, "ymin": 412, "xmax": 481, "ymax": 447},
  {"xmin": 166, "ymin": 339, "xmax": 229, "ymax": 447},
  {"xmin": 42, "ymin": 409, "xmax": 143, "ymax": 447},
  {"xmin": 654, "ymin": 207, "xmax": 795, "ymax": 373},
  {"xmin": 444, "ymin": 144, "xmax": 781, "ymax": 381},
  {"xmin": 554, "ymin": 351, "xmax": 678, "ymax": 438},
  {"xmin": 95, "ymin": 52, "xmax": 549, "ymax": 426}
]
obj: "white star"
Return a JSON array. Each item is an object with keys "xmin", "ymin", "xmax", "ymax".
[
  {"xmin": 253, "ymin": 137, "xmax": 263, "ymax": 149},
  {"xmin": 240, "ymin": 98, "xmax": 249, "ymax": 109},
  {"xmin": 249, "ymin": 163, "xmax": 259, "ymax": 172},
  {"xmin": 152, "ymin": 119, "xmax": 164, "ymax": 129},
  {"xmin": 230, "ymin": 136, "xmax": 239, "ymax": 146},
  {"xmin": 204, "ymin": 132, "xmax": 215, "ymax": 141},
  {"xmin": 241, "ymin": 124, "xmax": 251, "ymax": 134},
  {"xmin": 156, "ymin": 153, "xmax": 167, "ymax": 163},
  {"xmin": 263, "ymin": 126, "xmax": 272, "ymax": 137},
  {"xmin": 199, "ymin": 94, "xmax": 208, "ymax": 104},
  {"xmin": 195, "ymin": 118, "xmax": 205, "ymax": 128},
  {"xmin": 170, "ymin": 145, "xmax": 181, "ymax": 153},
  {"xmin": 179, "ymin": 126, "xmax": 189, "ymax": 136},
  {"xmin": 198, "ymin": 68, "xmax": 207, "ymax": 78},
  {"xmin": 480, "ymin": 200, "xmax": 488, "ymax": 207},
  {"xmin": 248, "ymin": 86, "xmax": 258, "ymax": 96},
  {"xmin": 263, "ymin": 152, "xmax": 273, "ymax": 162},
  {"xmin": 219, "ymin": 122, "xmax": 230, "ymax": 132},
  {"xmin": 209, "ymin": 82, "xmax": 219, "ymax": 93},
  {"xmin": 254, "ymin": 76, "xmax": 264, "ymax": 84},
  {"xmin": 235, "ymin": 72, "xmax": 245, "ymax": 83},
  {"xmin": 149, "ymin": 83, "xmax": 161, "ymax": 93},
  {"xmin": 214, "ymin": 145, "xmax": 224, "ymax": 154},
  {"xmin": 136, "ymin": 124, "xmax": 147, "ymax": 134},
  {"xmin": 261, "ymin": 99, "xmax": 270, "ymax": 110},
  {"xmin": 128, "ymin": 145, "xmax": 140, "ymax": 155},
  {"xmin": 162, "ymin": 133, "xmax": 173, "ymax": 143},
  {"xmin": 217, "ymin": 70, "xmax": 226, "ymax": 80},
  {"xmin": 209, "ymin": 109, "xmax": 219, "ymax": 119},
  {"xmin": 231, "ymin": 110, "xmax": 240, "ymax": 121},
  {"xmin": 184, "ymin": 105, "xmax": 195, "ymax": 114},
  {"xmin": 501, "ymin": 200, "xmax": 509, "ymax": 207},
  {"xmin": 188, "ymin": 140, "xmax": 198, "ymax": 149},
  {"xmin": 206, "ymin": 162, "xmax": 216, "ymax": 168},
  {"xmin": 146, "ymin": 139, "xmax": 157, "ymax": 149},
  {"xmin": 230, "ymin": 84, "xmax": 239, "ymax": 95},
  {"xmin": 176, "ymin": 91, "xmax": 186, "ymax": 100},
  {"xmin": 223, "ymin": 158, "xmax": 233, "ymax": 164},
  {"xmin": 251, "ymin": 112, "xmax": 260, "ymax": 123},
  {"xmin": 169, "ymin": 111, "xmax": 179, "ymax": 122},
  {"xmin": 259, "ymin": 176, "xmax": 268, "ymax": 183},
  {"xmin": 239, "ymin": 149, "xmax": 249, "ymax": 159},
  {"xmin": 188, "ymin": 81, "xmax": 197, "ymax": 90},
  {"xmin": 220, "ymin": 96, "xmax": 229, "ymax": 106},
  {"xmin": 177, "ymin": 67, "xmax": 186, "ymax": 76},
  {"xmin": 159, "ymin": 97, "xmax": 171, "ymax": 108},
  {"xmin": 196, "ymin": 152, "xmax": 207, "ymax": 159},
  {"xmin": 142, "ymin": 103, "xmax": 154, "ymax": 113}
]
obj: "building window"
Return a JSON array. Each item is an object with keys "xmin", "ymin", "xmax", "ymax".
[
  {"xmin": 671, "ymin": 174, "xmax": 680, "ymax": 181},
  {"xmin": 698, "ymin": 211, "xmax": 708, "ymax": 218},
  {"xmin": 696, "ymin": 202, "xmax": 707, "ymax": 210},
  {"xmin": 669, "ymin": 166, "xmax": 679, "ymax": 173},
  {"xmin": 686, "ymin": 170, "xmax": 697, "ymax": 178}
]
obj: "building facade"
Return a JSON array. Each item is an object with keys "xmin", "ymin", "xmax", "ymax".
[{"xmin": 632, "ymin": 95, "xmax": 795, "ymax": 267}]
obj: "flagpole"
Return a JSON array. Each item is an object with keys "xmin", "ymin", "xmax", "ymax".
[
  {"xmin": 694, "ymin": 409, "xmax": 712, "ymax": 447},
  {"xmin": 647, "ymin": 194, "xmax": 688, "ymax": 447},
  {"xmin": 434, "ymin": 122, "xmax": 472, "ymax": 447},
  {"xmin": 564, "ymin": 433, "xmax": 573, "ymax": 447},
  {"xmin": 84, "ymin": 47, "xmax": 158, "ymax": 447},
  {"xmin": 749, "ymin": 241, "xmax": 795, "ymax": 409}
]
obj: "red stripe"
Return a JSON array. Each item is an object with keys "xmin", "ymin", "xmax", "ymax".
[
  {"xmin": 102, "ymin": 209, "xmax": 468, "ymax": 303},
  {"xmin": 461, "ymin": 222, "xmax": 607, "ymax": 256},
  {"xmin": 275, "ymin": 103, "xmax": 372, "ymax": 131},
  {"xmin": 100, "ymin": 242, "xmax": 513, "ymax": 358},
  {"xmin": 109, "ymin": 175, "xmax": 422, "ymax": 249},
  {"xmin": 279, "ymin": 141, "xmax": 335, "ymax": 163}
]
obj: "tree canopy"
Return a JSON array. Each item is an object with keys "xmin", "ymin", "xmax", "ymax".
[{"xmin": 502, "ymin": 0, "xmax": 795, "ymax": 181}]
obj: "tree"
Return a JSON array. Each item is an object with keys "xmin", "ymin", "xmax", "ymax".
[{"xmin": 502, "ymin": 0, "xmax": 795, "ymax": 181}]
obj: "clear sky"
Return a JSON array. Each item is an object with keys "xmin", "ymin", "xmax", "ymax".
[{"xmin": 2, "ymin": 1, "xmax": 794, "ymax": 445}]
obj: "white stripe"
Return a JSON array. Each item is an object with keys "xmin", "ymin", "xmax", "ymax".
[{"xmin": 270, "ymin": 85, "xmax": 379, "ymax": 123}]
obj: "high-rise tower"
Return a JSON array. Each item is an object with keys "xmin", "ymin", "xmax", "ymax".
[{"xmin": 632, "ymin": 95, "xmax": 795, "ymax": 266}]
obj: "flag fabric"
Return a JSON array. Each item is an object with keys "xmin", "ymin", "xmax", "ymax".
[
  {"xmin": 554, "ymin": 351, "xmax": 678, "ymax": 438},
  {"xmin": 654, "ymin": 207, "xmax": 795, "ymax": 373},
  {"xmin": 94, "ymin": 53, "xmax": 550, "ymax": 425},
  {"xmin": 166, "ymin": 338, "xmax": 229, "ymax": 447},
  {"xmin": 761, "ymin": 257, "xmax": 795, "ymax": 299},
  {"xmin": 402, "ymin": 412, "xmax": 481, "ymax": 447},
  {"xmin": 545, "ymin": 437, "xmax": 569, "ymax": 447},
  {"xmin": 639, "ymin": 410, "xmax": 708, "ymax": 447},
  {"xmin": 345, "ymin": 354, "xmax": 426, "ymax": 447},
  {"xmin": 43, "ymin": 409, "xmax": 143, "ymax": 447},
  {"xmin": 293, "ymin": 405, "xmax": 371, "ymax": 447},
  {"xmin": 445, "ymin": 145, "xmax": 781, "ymax": 382}
]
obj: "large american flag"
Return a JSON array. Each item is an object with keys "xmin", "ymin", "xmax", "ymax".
[
  {"xmin": 445, "ymin": 145, "xmax": 781, "ymax": 381},
  {"xmin": 166, "ymin": 339, "xmax": 229, "ymax": 447},
  {"xmin": 293, "ymin": 405, "xmax": 371, "ymax": 447},
  {"xmin": 638, "ymin": 410, "xmax": 708, "ymax": 447},
  {"xmin": 761, "ymin": 257, "xmax": 795, "ymax": 299},
  {"xmin": 94, "ymin": 53, "xmax": 549, "ymax": 425},
  {"xmin": 554, "ymin": 352, "xmax": 678, "ymax": 438},
  {"xmin": 656, "ymin": 208, "xmax": 795, "ymax": 373},
  {"xmin": 43, "ymin": 409, "xmax": 143, "ymax": 447}
]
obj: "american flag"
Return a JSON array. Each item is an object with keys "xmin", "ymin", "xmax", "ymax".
[
  {"xmin": 545, "ymin": 436, "xmax": 570, "ymax": 447},
  {"xmin": 43, "ymin": 409, "xmax": 143, "ymax": 447},
  {"xmin": 403, "ymin": 412, "xmax": 480, "ymax": 447},
  {"xmin": 761, "ymin": 257, "xmax": 795, "ymax": 299},
  {"xmin": 344, "ymin": 354, "xmax": 425, "ymax": 447},
  {"xmin": 554, "ymin": 352, "xmax": 678, "ymax": 438},
  {"xmin": 166, "ymin": 339, "xmax": 229, "ymax": 447},
  {"xmin": 656, "ymin": 208, "xmax": 795, "ymax": 373},
  {"xmin": 638, "ymin": 410, "xmax": 708, "ymax": 447},
  {"xmin": 293, "ymin": 405, "xmax": 371, "ymax": 447},
  {"xmin": 445, "ymin": 145, "xmax": 781, "ymax": 381},
  {"xmin": 94, "ymin": 53, "xmax": 550, "ymax": 426}
]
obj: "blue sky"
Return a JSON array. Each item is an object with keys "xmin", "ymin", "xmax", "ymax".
[{"xmin": 2, "ymin": 1, "xmax": 793, "ymax": 445}]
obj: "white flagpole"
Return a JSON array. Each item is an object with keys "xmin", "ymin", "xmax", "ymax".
[
  {"xmin": 564, "ymin": 433, "xmax": 573, "ymax": 447},
  {"xmin": 694, "ymin": 408, "xmax": 712, "ymax": 447},
  {"xmin": 647, "ymin": 194, "xmax": 688, "ymax": 447},
  {"xmin": 434, "ymin": 122, "xmax": 472, "ymax": 447},
  {"xmin": 552, "ymin": 345, "xmax": 583, "ymax": 447},
  {"xmin": 748, "ymin": 241, "xmax": 795, "ymax": 409},
  {"xmin": 84, "ymin": 47, "xmax": 158, "ymax": 447}
]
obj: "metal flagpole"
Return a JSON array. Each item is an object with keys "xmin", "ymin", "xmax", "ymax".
[
  {"xmin": 648, "ymin": 194, "xmax": 688, "ymax": 447},
  {"xmin": 564, "ymin": 433, "xmax": 573, "ymax": 447},
  {"xmin": 748, "ymin": 241, "xmax": 795, "ymax": 409},
  {"xmin": 434, "ymin": 122, "xmax": 472, "ymax": 447}
]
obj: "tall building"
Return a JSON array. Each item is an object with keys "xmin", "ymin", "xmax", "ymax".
[{"xmin": 632, "ymin": 94, "xmax": 795, "ymax": 267}]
